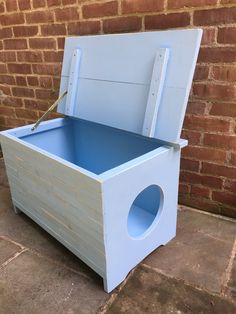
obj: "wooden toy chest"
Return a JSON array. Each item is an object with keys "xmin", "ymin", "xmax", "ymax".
[{"xmin": 0, "ymin": 30, "xmax": 202, "ymax": 292}]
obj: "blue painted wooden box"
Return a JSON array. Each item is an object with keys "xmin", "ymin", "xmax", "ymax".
[{"xmin": 0, "ymin": 30, "xmax": 202, "ymax": 292}]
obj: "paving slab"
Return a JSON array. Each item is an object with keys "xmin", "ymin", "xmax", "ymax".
[
  {"xmin": 0, "ymin": 238, "xmax": 21, "ymax": 265},
  {"xmin": 106, "ymin": 265, "xmax": 236, "ymax": 314},
  {"xmin": 0, "ymin": 251, "xmax": 108, "ymax": 314},
  {"xmin": 227, "ymin": 251, "xmax": 236, "ymax": 301},
  {"xmin": 0, "ymin": 186, "xmax": 99, "ymax": 281},
  {"xmin": 143, "ymin": 207, "xmax": 236, "ymax": 293}
]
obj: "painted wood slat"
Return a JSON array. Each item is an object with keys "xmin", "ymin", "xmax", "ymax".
[
  {"xmin": 13, "ymin": 199, "xmax": 106, "ymax": 276},
  {"xmin": 142, "ymin": 48, "xmax": 169, "ymax": 137},
  {"xmin": 65, "ymin": 49, "xmax": 81, "ymax": 116},
  {"xmin": 58, "ymin": 29, "xmax": 202, "ymax": 143}
]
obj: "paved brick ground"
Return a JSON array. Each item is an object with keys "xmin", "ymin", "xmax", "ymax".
[{"xmin": 0, "ymin": 182, "xmax": 236, "ymax": 313}]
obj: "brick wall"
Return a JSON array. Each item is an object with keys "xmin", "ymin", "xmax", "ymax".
[{"xmin": 0, "ymin": 0, "xmax": 236, "ymax": 217}]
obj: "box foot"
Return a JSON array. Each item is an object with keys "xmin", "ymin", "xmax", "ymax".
[{"xmin": 13, "ymin": 204, "xmax": 21, "ymax": 214}]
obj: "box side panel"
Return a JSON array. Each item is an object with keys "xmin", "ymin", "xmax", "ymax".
[
  {"xmin": 102, "ymin": 147, "xmax": 181, "ymax": 291},
  {"xmin": 1, "ymin": 135, "xmax": 106, "ymax": 277}
]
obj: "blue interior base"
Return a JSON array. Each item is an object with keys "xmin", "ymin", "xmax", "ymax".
[{"xmin": 20, "ymin": 118, "xmax": 161, "ymax": 175}]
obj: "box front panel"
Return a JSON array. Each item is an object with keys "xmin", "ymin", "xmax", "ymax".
[{"xmin": 1, "ymin": 135, "xmax": 106, "ymax": 277}]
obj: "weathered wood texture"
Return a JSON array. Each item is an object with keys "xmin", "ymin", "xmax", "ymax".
[{"xmin": 1, "ymin": 134, "xmax": 106, "ymax": 277}]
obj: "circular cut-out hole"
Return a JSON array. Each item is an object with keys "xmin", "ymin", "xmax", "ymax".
[{"xmin": 127, "ymin": 185, "xmax": 163, "ymax": 238}]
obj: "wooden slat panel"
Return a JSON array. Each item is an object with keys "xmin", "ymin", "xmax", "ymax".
[
  {"xmin": 58, "ymin": 29, "xmax": 202, "ymax": 143},
  {"xmin": 1, "ymin": 136, "xmax": 106, "ymax": 274}
]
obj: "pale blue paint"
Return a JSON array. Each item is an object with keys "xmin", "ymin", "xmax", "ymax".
[{"xmin": 20, "ymin": 118, "xmax": 161, "ymax": 175}]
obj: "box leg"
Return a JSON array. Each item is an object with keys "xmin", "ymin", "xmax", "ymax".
[
  {"xmin": 13, "ymin": 204, "xmax": 21, "ymax": 214},
  {"xmin": 103, "ymin": 271, "xmax": 130, "ymax": 293}
]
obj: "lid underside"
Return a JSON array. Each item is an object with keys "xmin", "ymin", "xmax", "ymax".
[{"xmin": 58, "ymin": 29, "xmax": 202, "ymax": 143}]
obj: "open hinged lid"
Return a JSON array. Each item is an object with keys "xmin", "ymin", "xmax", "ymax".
[{"xmin": 58, "ymin": 29, "xmax": 202, "ymax": 145}]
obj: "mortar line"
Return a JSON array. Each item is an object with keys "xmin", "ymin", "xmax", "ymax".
[
  {"xmin": 0, "ymin": 248, "xmax": 28, "ymax": 271},
  {"xmin": 97, "ymin": 268, "xmax": 136, "ymax": 314},
  {"xmin": 221, "ymin": 238, "xmax": 236, "ymax": 297},
  {"xmin": 0, "ymin": 235, "xmax": 27, "ymax": 250}
]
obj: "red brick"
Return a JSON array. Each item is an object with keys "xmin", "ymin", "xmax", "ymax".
[
  {"xmin": 0, "ymin": 28, "xmax": 13, "ymax": 39},
  {"xmin": 203, "ymin": 163, "xmax": 236, "ymax": 180},
  {"xmin": 16, "ymin": 76, "xmax": 27, "ymax": 86},
  {"xmin": 145, "ymin": 12, "xmax": 190, "ymax": 30},
  {"xmin": 57, "ymin": 37, "xmax": 65, "ymax": 50},
  {"xmin": 27, "ymin": 76, "xmax": 39, "ymax": 87},
  {"xmin": 212, "ymin": 191, "xmax": 236, "ymax": 208},
  {"xmin": 15, "ymin": 109, "xmax": 38, "ymax": 119},
  {"xmin": 194, "ymin": 7, "xmax": 236, "ymax": 26},
  {"xmin": 183, "ymin": 115, "xmax": 230, "ymax": 132},
  {"xmin": 186, "ymin": 101, "xmax": 206, "ymax": 115},
  {"xmin": 180, "ymin": 158, "xmax": 200, "ymax": 172},
  {"xmin": 201, "ymin": 27, "xmax": 216, "ymax": 45},
  {"xmin": 0, "ymin": 52, "xmax": 16, "ymax": 62},
  {"xmin": 181, "ymin": 130, "xmax": 201, "ymax": 145},
  {"xmin": 4, "ymin": 39, "xmax": 27, "ymax": 50},
  {"xmin": 180, "ymin": 171, "xmax": 223, "ymax": 188},
  {"xmin": 218, "ymin": 27, "xmax": 236, "ymax": 44},
  {"xmin": 0, "ymin": 13, "xmax": 25, "ymax": 26},
  {"xmin": 62, "ymin": 0, "xmax": 76, "ymax": 4},
  {"xmin": 53, "ymin": 78, "xmax": 60, "ymax": 90},
  {"xmin": 198, "ymin": 47, "xmax": 236, "ymax": 63},
  {"xmin": 13, "ymin": 26, "xmax": 38, "ymax": 37},
  {"xmin": 0, "ymin": 2, "xmax": 5, "ymax": 13},
  {"xmin": 179, "ymin": 183, "xmax": 190, "ymax": 194},
  {"xmin": 103, "ymin": 16, "xmax": 142, "ymax": 33},
  {"xmin": 168, "ymin": 0, "xmax": 217, "ymax": 9},
  {"xmin": 41, "ymin": 24, "xmax": 66, "ymax": 36},
  {"xmin": 182, "ymin": 146, "xmax": 227, "ymax": 163},
  {"xmin": 2, "ymin": 97, "xmax": 23, "ymax": 108},
  {"xmin": 18, "ymin": 0, "xmax": 31, "ymax": 10},
  {"xmin": 55, "ymin": 7, "xmax": 80, "ymax": 21},
  {"xmin": 68, "ymin": 21, "xmax": 100, "ymax": 35},
  {"xmin": 231, "ymin": 152, "xmax": 236, "ymax": 166},
  {"xmin": 0, "ymin": 75, "xmax": 15, "ymax": 85},
  {"xmin": 221, "ymin": 0, "xmax": 236, "ymax": 3},
  {"xmin": 0, "ymin": 85, "xmax": 11, "ymax": 96},
  {"xmin": 5, "ymin": 118, "xmax": 27, "ymax": 128},
  {"xmin": 191, "ymin": 185, "xmax": 210, "ymax": 198},
  {"xmin": 83, "ymin": 1, "xmax": 118, "ymax": 19},
  {"xmin": 24, "ymin": 99, "xmax": 49, "ymax": 111},
  {"xmin": 204, "ymin": 134, "xmax": 236, "ymax": 150},
  {"xmin": 210, "ymin": 102, "xmax": 236, "ymax": 117},
  {"xmin": 33, "ymin": 0, "xmax": 46, "ymax": 8},
  {"xmin": 193, "ymin": 66, "xmax": 209, "ymax": 81},
  {"xmin": 212, "ymin": 66, "xmax": 236, "ymax": 83},
  {"xmin": 0, "ymin": 107, "xmax": 15, "ymax": 117},
  {"xmin": 224, "ymin": 179, "xmax": 236, "ymax": 193},
  {"xmin": 122, "ymin": 0, "xmax": 164, "ymax": 14},
  {"xmin": 179, "ymin": 195, "xmax": 221, "ymax": 215},
  {"xmin": 35, "ymin": 89, "xmax": 57, "ymax": 100},
  {"xmin": 12, "ymin": 87, "xmax": 34, "ymax": 98},
  {"xmin": 32, "ymin": 64, "xmax": 61, "ymax": 76},
  {"xmin": 0, "ymin": 64, "xmax": 7, "ymax": 74},
  {"xmin": 26, "ymin": 11, "xmax": 54, "ymax": 24},
  {"xmin": 8, "ymin": 63, "xmax": 31, "ymax": 74},
  {"xmin": 47, "ymin": 0, "xmax": 60, "ymax": 5},
  {"xmin": 6, "ymin": 0, "xmax": 17, "ymax": 11},
  {"xmin": 17, "ymin": 51, "xmax": 43, "ymax": 63},
  {"xmin": 44, "ymin": 51, "xmax": 63, "ymax": 62},
  {"xmin": 193, "ymin": 83, "xmax": 236, "ymax": 101},
  {"xmin": 29, "ymin": 38, "xmax": 56, "ymax": 50},
  {"xmin": 39, "ymin": 77, "xmax": 52, "ymax": 88}
]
